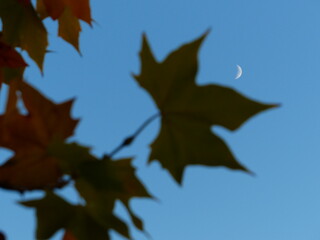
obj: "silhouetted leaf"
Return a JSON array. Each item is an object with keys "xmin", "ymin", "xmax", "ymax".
[
  {"xmin": 21, "ymin": 192, "xmax": 111, "ymax": 240},
  {"xmin": 123, "ymin": 200, "xmax": 144, "ymax": 231},
  {"xmin": 77, "ymin": 157, "xmax": 151, "ymax": 201},
  {"xmin": 21, "ymin": 192, "xmax": 74, "ymax": 239},
  {"xmin": 134, "ymin": 32, "xmax": 277, "ymax": 183},
  {"xmin": 48, "ymin": 142, "xmax": 150, "ymax": 236},
  {"xmin": 48, "ymin": 141, "xmax": 96, "ymax": 175},
  {"xmin": 0, "ymin": 0, "xmax": 47, "ymax": 69},
  {"xmin": 0, "ymin": 82, "xmax": 78, "ymax": 191},
  {"xmin": 75, "ymin": 157, "xmax": 151, "ymax": 235}
]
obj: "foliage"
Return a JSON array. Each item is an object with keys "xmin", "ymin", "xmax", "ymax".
[{"xmin": 0, "ymin": 0, "xmax": 276, "ymax": 239}]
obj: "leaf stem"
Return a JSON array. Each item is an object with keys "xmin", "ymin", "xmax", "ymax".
[{"xmin": 108, "ymin": 112, "xmax": 161, "ymax": 158}]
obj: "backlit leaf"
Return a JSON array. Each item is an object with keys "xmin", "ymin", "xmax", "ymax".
[
  {"xmin": 36, "ymin": 0, "xmax": 90, "ymax": 51},
  {"xmin": 58, "ymin": 7, "xmax": 81, "ymax": 52},
  {"xmin": 36, "ymin": 0, "xmax": 48, "ymax": 19},
  {"xmin": 134, "ymin": 32, "xmax": 277, "ymax": 183},
  {"xmin": 0, "ymin": 81, "xmax": 78, "ymax": 191},
  {"xmin": 40, "ymin": 0, "xmax": 91, "ymax": 24},
  {"xmin": 0, "ymin": 0, "xmax": 48, "ymax": 69}
]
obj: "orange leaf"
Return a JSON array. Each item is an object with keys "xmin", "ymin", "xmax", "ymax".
[
  {"xmin": 36, "ymin": 0, "xmax": 49, "ymax": 19},
  {"xmin": 41, "ymin": 0, "xmax": 91, "ymax": 24},
  {"xmin": 58, "ymin": 7, "xmax": 81, "ymax": 52},
  {"xmin": 0, "ymin": 82, "xmax": 79, "ymax": 191}
]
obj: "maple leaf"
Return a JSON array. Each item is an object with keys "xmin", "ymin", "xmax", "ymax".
[
  {"xmin": 21, "ymin": 192, "xmax": 112, "ymax": 240},
  {"xmin": 58, "ymin": 8, "xmax": 81, "ymax": 52},
  {"xmin": 39, "ymin": 0, "xmax": 91, "ymax": 24},
  {"xmin": 0, "ymin": 0, "xmax": 48, "ymax": 70},
  {"xmin": 48, "ymin": 141, "xmax": 150, "ymax": 235},
  {"xmin": 0, "ymin": 81, "xmax": 78, "ymax": 191},
  {"xmin": 134, "ymin": 32, "xmax": 277, "ymax": 183},
  {"xmin": 36, "ymin": 0, "xmax": 90, "ymax": 51},
  {"xmin": 74, "ymin": 157, "xmax": 151, "ymax": 235},
  {"xmin": 0, "ymin": 37, "xmax": 28, "ymax": 87}
]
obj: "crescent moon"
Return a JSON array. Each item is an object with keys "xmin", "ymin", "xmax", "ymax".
[{"xmin": 235, "ymin": 65, "xmax": 242, "ymax": 79}]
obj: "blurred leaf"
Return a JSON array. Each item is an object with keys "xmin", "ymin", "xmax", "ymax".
[
  {"xmin": 36, "ymin": 0, "xmax": 48, "ymax": 19},
  {"xmin": 58, "ymin": 7, "xmax": 81, "ymax": 51},
  {"xmin": 0, "ymin": 0, "xmax": 47, "ymax": 69},
  {"xmin": 48, "ymin": 141, "xmax": 96, "ymax": 175},
  {"xmin": 21, "ymin": 192, "xmax": 74, "ymax": 239},
  {"xmin": 75, "ymin": 157, "xmax": 151, "ymax": 235},
  {"xmin": 62, "ymin": 231, "xmax": 77, "ymax": 240},
  {"xmin": 123, "ymin": 200, "xmax": 144, "ymax": 231},
  {"xmin": 0, "ymin": 36, "xmax": 28, "ymax": 86},
  {"xmin": 21, "ymin": 192, "xmax": 111, "ymax": 240},
  {"xmin": 77, "ymin": 157, "xmax": 151, "ymax": 201},
  {"xmin": 36, "ymin": 0, "xmax": 91, "ymax": 51},
  {"xmin": 48, "ymin": 142, "xmax": 150, "ymax": 236},
  {"xmin": 0, "ymin": 231, "xmax": 5, "ymax": 240},
  {"xmin": 134, "ymin": 32, "xmax": 277, "ymax": 183},
  {"xmin": 0, "ymin": 81, "xmax": 78, "ymax": 191},
  {"xmin": 40, "ymin": 0, "xmax": 91, "ymax": 24}
]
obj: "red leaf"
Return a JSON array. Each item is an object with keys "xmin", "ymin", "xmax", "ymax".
[
  {"xmin": 0, "ymin": 39, "xmax": 28, "ymax": 86},
  {"xmin": 0, "ymin": 81, "xmax": 79, "ymax": 191},
  {"xmin": 0, "ymin": 40, "xmax": 28, "ymax": 68},
  {"xmin": 62, "ymin": 231, "xmax": 77, "ymax": 240}
]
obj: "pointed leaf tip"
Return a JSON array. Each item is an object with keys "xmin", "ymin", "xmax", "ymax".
[
  {"xmin": 134, "ymin": 31, "xmax": 277, "ymax": 183},
  {"xmin": 140, "ymin": 33, "xmax": 156, "ymax": 63}
]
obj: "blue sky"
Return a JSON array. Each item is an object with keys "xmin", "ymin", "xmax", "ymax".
[{"xmin": 2, "ymin": 0, "xmax": 320, "ymax": 239}]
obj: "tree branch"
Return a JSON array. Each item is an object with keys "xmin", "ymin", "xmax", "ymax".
[{"xmin": 108, "ymin": 112, "xmax": 161, "ymax": 158}]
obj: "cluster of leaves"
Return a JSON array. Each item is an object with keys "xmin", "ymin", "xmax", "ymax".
[
  {"xmin": 0, "ymin": 0, "xmax": 91, "ymax": 86},
  {"xmin": 0, "ymin": 0, "xmax": 276, "ymax": 239}
]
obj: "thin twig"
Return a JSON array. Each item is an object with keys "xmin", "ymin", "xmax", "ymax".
[{"xmin": 108, "ymin": 112, "xmax": 161, "ymax": 158}]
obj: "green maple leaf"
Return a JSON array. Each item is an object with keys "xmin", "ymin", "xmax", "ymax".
[
  {"xmin": 75, "ymin": 157, "xmax": 152, "ymax": 234},
  {"xmin": 21, "ymin": 192, "xmax": 115, "ymax": 240},
  {"xmin": 134, "ymin": 31, "xmax": 277, "ymax": 183},
  {"xmin": 21, "ymin": 192, "xmax": 74, "ymax": 239},
  {"xmin": 48, "ymin": 141, "xmax": 151, "ymax": 235}
]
